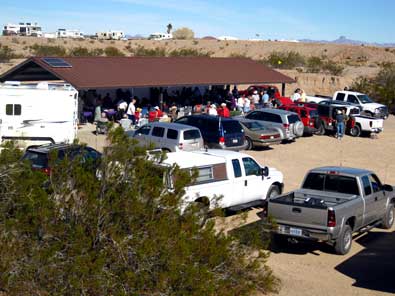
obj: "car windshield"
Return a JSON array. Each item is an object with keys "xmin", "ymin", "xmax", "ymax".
[
  {"xmin": 357, "ymin": 95, "xmax": 373, "ymax": 104},
  {"xmin": 22, "ymin": 151, "xmax": 48, "ymax": 168},
  {"xmin": 242, "ymin": 121, "xmax": 265, "ymax": 131},
  {"xmin": 287, "ymin": 114, "xmax": 300, "ymax": 124},
  {"xmin": 223, "ymin": 121, "xmax": 243, "ymax": 133}
]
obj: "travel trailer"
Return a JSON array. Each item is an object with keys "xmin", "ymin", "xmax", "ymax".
[
  {"xmin": 96, "ymin": 30, "xmax": 125, "ymax": 40},
  {"xmin": 148, "ymin": 32, "xmax": 172, "ymax": 40},
  {"xmin": 2, "ymin": 23, "xmax": 20, "ymax": 36},
  {"xmin": 57, "ymin": 29, "xmax": 84, "ymax": 39},
  {"xmin": 0, "ymin": 81, "xmax": 79, "ymax": 148},
  {"xmin": 19, "ymin": 22, "xmax": 42, "ymax": 37}
]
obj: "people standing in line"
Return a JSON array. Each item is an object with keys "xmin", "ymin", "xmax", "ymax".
[
  {"xmin": 335, "ymin": 109, "xmax": 345, "ymax": 140},
  {"xmin": 262, "ymin": 90, "xmax": 270, "ymax": 107},
  {"xmin": 218, "ymin": 103, "xmax": 230, "ymax": 118},
  {"xmin": 252, "ymin": 90, "xmax": 260, "ymax": 108},
  {"xmin": 300, "ymin": 89, "xmax": 307, "ymax": 102},
  {"xmin": 244, "ymin": 96, "xmax": 251, "ymax": 113},
  {"xmin": 232, "ymin": 86, "xmax": 239, "ymax": 99},
  {"xmin": 237, "ymin": 95, "xmax": 245, "ymax": 113},
  {"xmin": 208, "ymin": 104, "xmax": 218, "ymax": 116},
  {"xmin": 127, "ymin": 98, "xmax": 137, "ymax": 125},
  {"xmin": 291, "ymin": 88, "xmax": 302, "ymax": 102}
]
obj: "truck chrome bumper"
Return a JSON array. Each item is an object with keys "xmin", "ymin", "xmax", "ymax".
[{"xmin": 275, "ymin": 224, "xmax": 332, "ymax": 241}]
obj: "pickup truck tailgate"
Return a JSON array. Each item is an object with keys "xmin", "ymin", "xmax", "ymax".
[{"xmin": 268, "ymin": 191, "xmax": 330, "ymax": 230}]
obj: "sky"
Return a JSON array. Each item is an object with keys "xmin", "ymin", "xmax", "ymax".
[{"xmin": 1, "ymin": 0, "xmax": 395, "ymax": 43}]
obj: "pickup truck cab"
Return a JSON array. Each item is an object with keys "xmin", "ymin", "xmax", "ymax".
[
  {"xmin": 266, "ymin": 167, "xmax": 395, "ymax": 254},
  {"xmin": 162, "ymin": 149, "xmax": 284, "ymax": 212},
  {"xmin": 307, "ymin": 91, "xmax": 388, "ymax": 119}
]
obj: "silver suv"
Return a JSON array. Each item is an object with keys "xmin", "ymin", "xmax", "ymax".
[
  {"xmin": 245, "ymin": 108, "xmax": 304, "ymax": 141},
  {"xmin": 127, "ymin": 122, "xmax": 203, "ymax": 152}
]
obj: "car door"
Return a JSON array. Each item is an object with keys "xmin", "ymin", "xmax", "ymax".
[
  {"xmin": 133, "ymin": 124, "xmax": 151, "ymax": 147},
  {"xmin": 360, "ymin": 175, "xmax": 377, "ymax": 225},
  {"xmin": 150, "ymin": 126, "xmax": 166, "ymax": 149},
  {"xmin": 241, "ymin": 157, "xmax": 266, "ymax": 203},
  {"xmin": 229, "ymin": 158, "xmax": 246, "ymax": 207},
  {"xmin": 369, "ymin": 174, "xmax": 388, "ymax": 220}
]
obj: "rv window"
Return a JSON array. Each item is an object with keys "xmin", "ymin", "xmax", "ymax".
[
  {"xmin": 14, "ymin": 104, "xmax": 22, "ymax": 115},
  {"xmin": 6, "ymin": 104, "xmax": 13, "ymax": 115},
  {"xmin": 195, "ymin": 167, "xmax": 214, "ymax": 183}
]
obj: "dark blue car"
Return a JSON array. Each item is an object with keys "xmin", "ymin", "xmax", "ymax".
[{"xmin": 175, "ymin": 115, "xmax": 247, "ymax": 151}]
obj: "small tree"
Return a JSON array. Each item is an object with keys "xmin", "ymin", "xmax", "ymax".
[
  {"xmin": 0, "ymin": 128, "xmax": 278, "ymax": 295},
  {"xmin": 172, "ymin": 27, "xmax": 195, "ymax": 40},
  {"xmin": 104, "ymin": 46, "xmax": 125, "ymax": 57}
]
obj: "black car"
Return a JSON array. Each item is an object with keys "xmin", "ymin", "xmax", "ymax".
[
  {"xmin": 22, "ymin": 143, "xmax": 101, "ymax": 175},
  {"xmin": 175, "ymin": 115, "xmax": 247, "ymax": 151}
]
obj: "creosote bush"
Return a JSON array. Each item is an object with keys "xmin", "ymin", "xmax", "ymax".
[
  {"xmin": 0, "ymin": 44, "xmax": 18, "ymax": 62},
  {"xmin": 0, "ymin": 128, "xmax": 278, "ymax": 295},
  {"xmin": 172, "ymin": 27, "xmax": 195, "ymax": 40}
]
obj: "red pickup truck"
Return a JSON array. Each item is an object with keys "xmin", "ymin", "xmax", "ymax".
[{"xmin": 239, "ymin": 85, "xmax": 282, "ymax": 98}]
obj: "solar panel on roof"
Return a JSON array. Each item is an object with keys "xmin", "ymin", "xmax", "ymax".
[{"xmin": 41, "ymin": 58, "xmax": 72, "ymax": 68}]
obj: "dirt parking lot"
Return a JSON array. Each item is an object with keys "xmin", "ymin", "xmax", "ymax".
[{"xmin": 78, "ymin": 116, "xmax": 395, "ymax": 296}]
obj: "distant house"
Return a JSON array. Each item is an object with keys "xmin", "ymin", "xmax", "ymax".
[
  {"xmin": 148, "ymin": 32, "xmax": 172, "ymax": 40},
  {"xmin": 96, "ymin": 30, "xmax": 125, "ymax": 40},
  {"xmin": 57, "ymin": 29, "xmax": 84, "ymax": 39},
  {"xmin": 217, "ymin": 36, "xmax": 239, "ymax": 41},
  {"xmin": 2, "ymin": 22, "xmax": 42, "ymax": 37}
]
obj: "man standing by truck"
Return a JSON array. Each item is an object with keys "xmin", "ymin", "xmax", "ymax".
[{"xmin": 335, "ymin": 109, "xmax": 345, "ymax": 140}]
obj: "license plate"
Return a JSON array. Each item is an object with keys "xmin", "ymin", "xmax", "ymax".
[
  {"xmin": 290, "ymin": 227, "xmax": 302, "ymax": 236},
  {"xmin": 232, "ymin": 139, "xmax": 238, "ymax": 143}
]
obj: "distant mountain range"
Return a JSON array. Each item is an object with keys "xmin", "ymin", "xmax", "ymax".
[{"xmin": 299, "ymin": 36, "xmax": 395, "ymax": 47}]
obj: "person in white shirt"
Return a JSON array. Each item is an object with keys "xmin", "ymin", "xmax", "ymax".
[
  {"xmin": 208, "ymin": 104, "xmax": 218, "ymax": 116},
  {"xmin": 126, "ymin": 98, "xmax": 137, "ymax": 124},
  {"xmin": 291, "ymin": 88, "xmax": 302, "ymax": 102},
  {"xmin": 243, "ymin": 96, "xmax": 251, "ymax": 113},
  {"xmin": 237, "ymin": 95, "xmax": 245, "ymax": 112},
  {"xmin": 252, "ymin": 90, "xmax": 260, "ymax": 106}
]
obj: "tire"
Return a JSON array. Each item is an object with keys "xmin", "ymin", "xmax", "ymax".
[
  {"xmin": 381, "ymin": 204, "xmax": 394, "ymax": 229},
  {"xmin": 245, "ymin": 136, "xmax": 253, "ymax": 150},
  {"xmin": 316, "ymin": 121, "xmax": 326, "ymax": 135},
  {"xmin": 349, "ymin": 125, "xmax": 361, "ymax": 137},
  {"xmin": 334, "ymin": 225, "xmax": 353, "ymax": 255},
  {"xmin": 293, "ymin": 121, "xmax": 304, "ymax": 137},
  {"xmin": 267, "ymin": 185, "xmax": 280, "ymax": 199},
  {"xmin": 185, "ymin": 201, "xmax": 210, "ymax": 228}
]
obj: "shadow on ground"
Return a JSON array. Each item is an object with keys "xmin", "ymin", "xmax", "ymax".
[{"xmin": 335, "ymin": 230, "xmax": 395, "ymax": 294}]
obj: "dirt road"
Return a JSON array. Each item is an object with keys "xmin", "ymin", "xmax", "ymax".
[{"xmin": 78, "ymin": 116, "xmax": 395, "ymax": 296}]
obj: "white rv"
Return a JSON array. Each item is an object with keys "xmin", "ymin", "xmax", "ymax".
[
  {"xmin": 57, "ymin": 29, "xmax": 84, "ymax": 39},
  {"xmin": 0, "ymin": 81, "xmax": 79, "ymax": 148},
  {"xmin": 148, "ymin": 32, "xmax": 172, "ymax": 40},
  {"xmin": 96, "ymin": 30, "xmax": 125, "ymax": 40},
  {"xmin": 19, "ymin": 22, "xmax": 43, "ymax": 37},
  {"xmin": 2, "ymin": 23, "xmax": 20, "ymax": 36}
]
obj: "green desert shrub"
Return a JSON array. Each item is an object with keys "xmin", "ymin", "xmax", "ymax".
[
  {"xmin": 103, "ymin": 46, "xmax": 125, "ymax": 57},
  {"xmin": 29, "ymin": 44, "xmax": 67, "ymax": 56},
  {"xmin": 263, "ymin": 51, "xmax": 305, "ymax": 69},
  {"xmin": 0, "ymin": 128, "xmax": 278, "ymax": 296},
  {"xmin": 0, "ymin": 44, "xmax": 18, "ymax": 62}
]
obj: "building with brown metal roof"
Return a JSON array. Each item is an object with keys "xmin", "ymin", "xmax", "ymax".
[{"xmin": 0, "ymin": 56, "xmax": 294, "ymax": 93}]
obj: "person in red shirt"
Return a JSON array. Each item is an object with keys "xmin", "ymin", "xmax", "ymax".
[
  {"xmin": 154, "ymin": 106, "xmax": 163, "ymax": 118},
  {"xmin": 220, "ymin": 103, "xmax": 230, "ymax": 118}
]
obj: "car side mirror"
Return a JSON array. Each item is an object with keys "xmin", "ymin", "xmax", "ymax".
[
  {"xmin": 382, "ymin": 184, "xmax": 393, "ymax": 192},
  {"xmin": 261, "ymin": 166, "xmax": 269, "ymax": 177}
]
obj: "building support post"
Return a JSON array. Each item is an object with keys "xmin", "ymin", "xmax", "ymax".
[{"xmin": 281, "ymin": 83, "xmax": 286, "ymax": 96}]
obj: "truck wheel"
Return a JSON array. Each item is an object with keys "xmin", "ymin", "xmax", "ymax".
[
  {"xmin": 245, "ymin": 137, "xmax": 253, "ymax": 150},
  {"xmin": 349, "ymin": 125, "xmax": 361, "ymax": 137},
  {"xmin": 381, "ymin": 204, "xmax": 394, "ymax": 229},
  {"xmin": 316, "ymin": 121, "xmax": 326, "ymax": 135},
  {"xmin": 267, "ymin": 185, "xmax": 280, "ymax": 199},
  {"xmin": 334, "ymin": 225, "xmax": 352, "ymax": 255}
]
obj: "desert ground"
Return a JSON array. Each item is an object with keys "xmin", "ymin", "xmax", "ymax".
[{"xmin": 78, "ymin": 115, "xmax": 395, "ymax": 296}]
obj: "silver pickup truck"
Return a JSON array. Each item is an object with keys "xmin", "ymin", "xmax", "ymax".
[{"xmin": 267, "ymin": 166, "xmax": 395, "ymax": 255}]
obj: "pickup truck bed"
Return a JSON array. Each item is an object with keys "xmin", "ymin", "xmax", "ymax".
[{"xmin": 266, "ymin": 166, "xmax": 395, "ymax": 254}]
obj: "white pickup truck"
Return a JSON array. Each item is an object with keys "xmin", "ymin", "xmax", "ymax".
[
  {"xmin": 306, "ymin": 91, "xmax": 389, "ymax": 119},
  {"xmin": 161, "ymin": 149, "xmax": 284, "ymax": 212}
]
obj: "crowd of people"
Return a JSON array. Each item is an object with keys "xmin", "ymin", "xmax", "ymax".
[{"xmin": 80, "ymin": 85, "xmax": 286, "ymax": 128}]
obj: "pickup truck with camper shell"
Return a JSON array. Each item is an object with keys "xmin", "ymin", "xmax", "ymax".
[
  {"xmin": 161, "ymin": 149, "xmax": 284, "ymax": 215},
  {"xmin": 265, "ymin": 166, "xmax": 395, "ymax": 254},
  {"xmin": 306, "ymin": 91, "xmax": 388, "ymax": 119}
]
